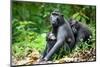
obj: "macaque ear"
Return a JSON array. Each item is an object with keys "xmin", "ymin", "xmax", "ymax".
[
  {"xmin": 69, "ymin": 18, "xmax": 73, "ymax": 21},
  {"xmin": 61, "ymin": 14, "xmax": 64, "ymax": 17},
  {"xmin": 74, "ymin": 21, "xmax": 78, "ymax": 25}
]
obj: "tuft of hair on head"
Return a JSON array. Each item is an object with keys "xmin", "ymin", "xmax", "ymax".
[{"xmin": 52, "ymin": 9, "xmax": 61, "ymax": 15}]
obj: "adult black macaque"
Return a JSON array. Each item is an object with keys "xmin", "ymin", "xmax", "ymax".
[
  {"xmin": 68, "ymin": 19, "xmax": 92, "ymax": 43},
  {"xmin": 41, "ymin": 9, "xmax": 75, "ymax": 61}
]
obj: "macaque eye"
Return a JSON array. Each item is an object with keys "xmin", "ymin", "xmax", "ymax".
[
  {"xmin": 71, "ymin": 24, "xmax": 74, "ymax": 27},
  {"xmin": 52, "ymin": 13, "xmax": 59, "ymax": 16},
  {"xmin": 57, "ymin": 18, "xmax": 59, "ymax": 21}
]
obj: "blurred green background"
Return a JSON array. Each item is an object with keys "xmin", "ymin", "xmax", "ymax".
[{"xmin": 12, "ymin": 1, "xmax": 96, "ymax": 60}]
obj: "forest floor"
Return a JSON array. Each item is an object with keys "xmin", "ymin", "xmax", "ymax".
[{"xmin": 12, "ymin": 45, "xmax": 96, "ymax": 66}]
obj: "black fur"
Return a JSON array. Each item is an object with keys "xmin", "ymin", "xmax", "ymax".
[
  {"xmin": 42, "ymin": 9, "xmax": 75, "ymax": 61},
  {"xmin": 68, "ymin": 19, "xmax": 92, "ymax": 43},
  {"xmin": 41, "ymin": 32, "xmax": 56, "ymax": 59}
]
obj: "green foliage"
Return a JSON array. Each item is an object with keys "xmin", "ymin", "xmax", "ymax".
[
  {"xmin": 12, "ymin": 1, "xmax": 96, "ymax": 60},
  {"xmin": 12, "ymin": 32, "xmax": 46, "ymax": 59}
]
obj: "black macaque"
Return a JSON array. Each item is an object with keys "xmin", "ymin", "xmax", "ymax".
[
  {"xmin": 41, "ymin": 9, "xmax": 75, "ymax": 61},
  {"xmin": 41, "ymin": 32, "xmax": 68, "ymax": 61},
  {"xmin": 68, "ymin": 19, "xmax": 92, "ymax": 43},
  {"xmin": 41, "ymin": 32, "xmax": 56, "ymax": 60}
]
